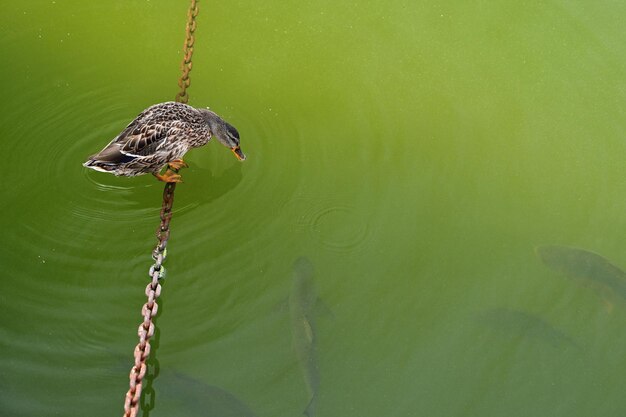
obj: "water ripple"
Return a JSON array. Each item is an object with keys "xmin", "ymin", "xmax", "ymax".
[
  {"xmin": 155, "ymin": 105, "xmax": 305, "ymax": 268},
  {"xmin": 309, "ymin": 204, "xmax": 370, "ymax": 251}
]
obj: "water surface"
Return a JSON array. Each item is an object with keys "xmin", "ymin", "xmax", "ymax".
[{"xmin": 1, "ymin": 1, "xmax": 626, "ymax": 416}]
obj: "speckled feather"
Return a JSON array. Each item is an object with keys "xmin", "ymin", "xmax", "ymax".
[{"xmin": 84, "ymin": 102, "xmax": 216, "ymax": 176}]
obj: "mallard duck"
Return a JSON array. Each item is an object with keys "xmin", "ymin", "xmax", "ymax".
[{"xmin": 83, "ymin": 101, "xmax": 245, "ymax": 182}]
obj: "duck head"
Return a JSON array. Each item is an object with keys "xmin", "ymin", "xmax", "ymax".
[{"xmin": 201, "ymin": 109, "xmax": 246, "ymax": 161}]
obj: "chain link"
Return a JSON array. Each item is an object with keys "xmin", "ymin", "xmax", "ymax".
[
  {"xmin": 123, "ymin": 183, "xmax": 176, "ymax": 417},
  {"xmin": 139, "ymin": 353, "xmax": 159, "ymax": 413},
  {"xmin": 175, "ymin": 0, "xmax": 199, "ymax": 104}
]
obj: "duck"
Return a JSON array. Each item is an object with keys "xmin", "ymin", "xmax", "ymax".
[{"xmin": 83, "ymin": 101, "xmax": 245, "ymax": 182}]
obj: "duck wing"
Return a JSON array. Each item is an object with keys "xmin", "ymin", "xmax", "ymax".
[
  {"xmin": 86, "ymin": 102, "xmax": 200, "ymax": 165},
  {"xmin": 88, "ymin": 121, "xmax": 184, "ymax": 164},
  {"xmin": 118, "ymin": 123, "xmax": 172, "ymax": 157}
]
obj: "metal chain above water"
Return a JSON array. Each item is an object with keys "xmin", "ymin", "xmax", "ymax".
[{"xmin": 175, "ymin": 0, "xmax": 199, "ymax": 104}]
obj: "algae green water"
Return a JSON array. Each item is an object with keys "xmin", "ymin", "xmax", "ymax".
[{"xmin": 1, "ymin": 1, "xmax": 626, "ymax": 416}]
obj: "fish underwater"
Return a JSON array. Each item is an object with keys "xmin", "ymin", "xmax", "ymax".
[
  {"xmin": 289, "ymin": 257, "xmax": 320, "ymax": 417},
  {"xmin": 110, "ymin": 353, "xmax": 257, "ymax": 416},
  {"xmin": 478, "ymin": 308, "xmax": 577, "ymax": 348},
  {"xmin": 152, "ymin": 368, "xmax": 258, "ymax": 417},
  {"xmin": 535, "ymin": 245, "xmax": 626, "ymax": 305}
]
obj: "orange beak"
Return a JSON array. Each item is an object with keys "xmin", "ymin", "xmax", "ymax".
[{"xmin": 231, "ymin": 146, "xmax": 246, "ymax": 161}]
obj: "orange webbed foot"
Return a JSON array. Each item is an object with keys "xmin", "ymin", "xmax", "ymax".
[
  {"xmin": 154, "ymin": 169, "xmax": 183, "ymax": 183},
  {"xmin": 168, "ymin": 159, "xmax": 188, "ymax": 171}
]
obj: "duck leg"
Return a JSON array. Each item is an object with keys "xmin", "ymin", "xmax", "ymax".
[
  {"xmin": 154, "ymin": 169, "xmax": 183, "ymax": 183},
  {"xmin": 153, "ymin": 159, "xmax": 188, "ymax": 183},
  {"xmin": 167, "ymin": 159, "xmax": 188, "ymax": 170}
]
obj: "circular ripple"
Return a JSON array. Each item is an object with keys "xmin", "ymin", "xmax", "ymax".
[
  {"xmin": 310, "ymin": 205, "xmax": 369, "ymax": 251},
  {"xmin": 283, "ymin": 193, "xmax": 371, "ymax": 253}
]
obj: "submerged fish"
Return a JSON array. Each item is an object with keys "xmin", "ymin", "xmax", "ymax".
[
  {"xmin": 535, "ymin": 245, "xmax": 626, "ymax": 302},
  {"xmin": 154, "ymin": 369, "xmax": 258, "ymax": 417},
  {"xmin": 478, "ymin": 308, "xmax": 577, "ymax": 348},
  {"xmin": 289, "ymin": 257, "xmax": 320, "ymax": 417}
]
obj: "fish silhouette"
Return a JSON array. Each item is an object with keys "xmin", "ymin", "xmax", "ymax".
[
  {"xmin": 478, "ymin": 308, "xmax": 577, "ymax": 348},
  {"xmin": 536, "ymin": 245, "xmax": 626, "ymax": 306},
  {"xmin": 153, "ymin": 369, "xmax": 258, "ymax": 417},
  {"xmin": 289, "ymin": 257, "xmax": 320, "ymax": 417}
]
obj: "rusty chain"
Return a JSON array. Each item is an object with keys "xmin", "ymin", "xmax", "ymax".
[
  {"xmin": 123, "ymin": 183, "xmax": 175, "ymax": 417},
  {"xmin": 175, "ymin": 0, "xmax": 199, "ymax": 104},
  {"xmin": 123, "ymin": 0, "xmax": 198, "ymax": 414}
]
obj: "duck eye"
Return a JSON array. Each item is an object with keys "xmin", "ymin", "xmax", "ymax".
[{"xmin": 226, "ymin": 124, "xmax": 240, "ymax": 140}]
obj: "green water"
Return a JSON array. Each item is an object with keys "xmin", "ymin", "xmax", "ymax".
[{"xmin": 1, "ymin": 1, "xmax": 626, "ymax": 416}]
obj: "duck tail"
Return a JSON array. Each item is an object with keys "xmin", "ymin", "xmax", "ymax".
[{"xmin": 83, "ymin": 159, "xmax": 113, "ymax": 173}]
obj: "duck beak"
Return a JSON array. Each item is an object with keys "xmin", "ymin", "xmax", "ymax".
[{"xmin": 231, "ymin": 146, "xmax": 246, "ymax": 161}]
